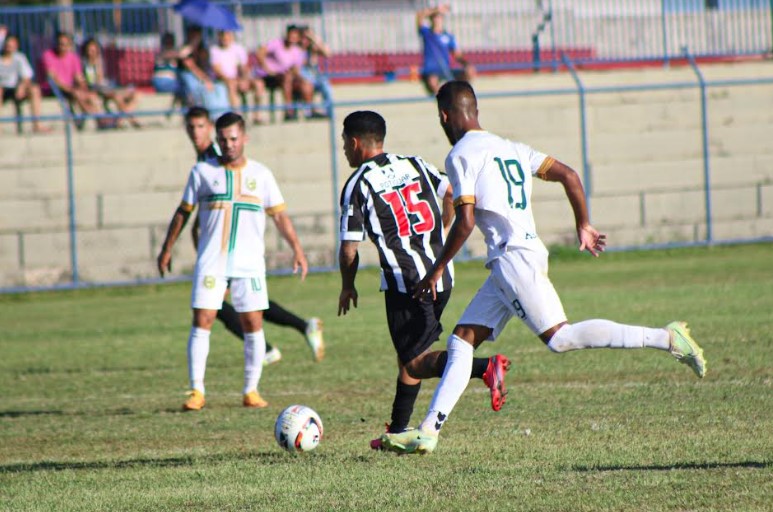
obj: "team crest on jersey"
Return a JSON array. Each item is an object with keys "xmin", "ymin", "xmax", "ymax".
[
  {"xmin": 203, "ymin": 276, "xmax": 216, "ymax": 289},
  {"xmin": 246, "ymin": 177, "xmax": 257, "ymax": 191}
]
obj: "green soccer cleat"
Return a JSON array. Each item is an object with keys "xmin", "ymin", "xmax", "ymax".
[
  {"xmin": 667, "ymin": 321, "xmax": 707, "ymax": 378},
  {"xmin": 305, "ymin": 317, "xmax": 325, "ymax": 362},
  {"xmin": 380, "ymin": 429, "xmax": 438, "ymax": 455},
  {"xmin": 263, "ymin": 347, "xmax": 282, "ymax": 366}
]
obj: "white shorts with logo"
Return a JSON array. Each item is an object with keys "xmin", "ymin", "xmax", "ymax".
[
  {"xmin": 191, "ymin": 274, "xmax": 269, "ymax": 312},
  {"xmin": 457, "ymin": 249, "xmax": 567, "ymax": 340}
]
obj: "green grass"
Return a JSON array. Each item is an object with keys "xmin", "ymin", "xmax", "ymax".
[{"xmin": 1, "ymin": 244, "xmax": 772, "ymax": 511}]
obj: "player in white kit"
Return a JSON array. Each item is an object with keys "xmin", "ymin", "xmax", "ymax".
[
  {"xmin": 381, "ymin": 81, "xmax": 707, "ymax": 454},
  {"xmin": 157, "ymin": 112, "xmax": 308, "ymax": 411}
]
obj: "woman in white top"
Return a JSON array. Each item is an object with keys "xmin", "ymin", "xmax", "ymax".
[{"xmin": 0, "ymin": 34, "xmax": 50, "ymax": 133}]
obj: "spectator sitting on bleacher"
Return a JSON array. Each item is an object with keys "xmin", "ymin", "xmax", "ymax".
[
  {"xmin": 0, "ymin": 33, "xmax": 51, "ymax": 133},
  {"xmin": 81, "ymin": 38, "xmax": 141, "ymax": 129},
  {"xmin": 299, "ymin": 26, "xmax": 332, "ymax": 119},
  {"xmin": 152, "ymin": 32, "xmax": 184, "ymax": 113},
  {"xmin": 178, "ymin": 25, "xmax": 229, "ymax": 118},
  {"xmin": 42, "ymin": 31, "xmax": 108, "ymax": 129},
  {"xmin": 210, "ymin": 30, "xmax": 266, "ymax": 125},
  {"xmin": 253, "ymin": 24, "xmax": 314, "ymax": 122},
  {"xmin": 416, "ymin": 4, "xmax": 474, "ymax": 95}
]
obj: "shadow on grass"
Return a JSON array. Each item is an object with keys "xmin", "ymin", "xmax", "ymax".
[
  {"xmin": 0, "ymin": 450, "xmax": 336, "ymax": 474},
  {"xmin": 0, "ymin": 410, "xmax": 65, "ymax": 418},
  {"xmin": 0, "ymin": 408, "xmax": 134, "ymax": 418},
  {"xmin": 573, "ymin": 460, "xmax": 770, "ymax": 472}
]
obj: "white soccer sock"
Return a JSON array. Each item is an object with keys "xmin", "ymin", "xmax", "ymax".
[
  {"xmin": 187, "ymin": 327, "xmax": 211, "ymax": 394},
  {"xmin": 419, "ymin": 334, "xmax": 474, "ymax": 434},
  {"xmin": 243, "ymin": 330, "xmax": 266, "ymax": 395},
  {"xmin": 547, "ymin": 320, "xmax": 670, "ymax": 353}
]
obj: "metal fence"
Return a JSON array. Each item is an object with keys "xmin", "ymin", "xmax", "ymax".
[
  {"xmin": 1, "ymin": 0, "xmax": 772, "ymax": 292},
  {"xmin": 1, "ymin": 0, "xmax": 771, "ymax": 86}
]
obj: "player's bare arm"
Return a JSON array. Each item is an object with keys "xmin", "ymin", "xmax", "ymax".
[
  {"xmin": 337, "ymin": 241, "xmax": 360, "ymax": 316},
  {"xmin": 271, "ymin": 210, "xmax": 308, "ymax": 280},
  {"xmin": 190, "ymin": 214, "xmax": 200, "ymax": 249},
  {"xmin": 413, "ymin": 202, "xmax": 475, "ymax": 301},
  {"xmin": 441, "ymin": 184, "xmax": 455, "ymax": 229},
  {"xmin": 157, "ymin": 206, "xmax": 192, "ymax": 276},
  {"xmin": 416, "ymin": 4, "xmax": 448, "ymax": 28},
  {"xmin": 541, "ymin": 159, "xmax": 606, "ymax": 257}
]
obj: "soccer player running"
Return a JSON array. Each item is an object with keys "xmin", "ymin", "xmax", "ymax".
[
  {"xmin": 381, "ymin": 81, "xmax": 707, "ymax": 454},
  {"xmin": 184, "ymin": 107, "xmax": 324, "ymax": 365},
  {"xmin": 337, "ymin": 110, "xmax": 510, "ymax": 449},
  {"xmin": 158, "ymin": 112, "xmax": 308, "ymax": 411}
]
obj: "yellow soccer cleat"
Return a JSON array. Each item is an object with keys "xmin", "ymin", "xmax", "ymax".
[
  {"xmin": 183, "ymin": 389, "xmax": 205, "ymax": 411},
  {"xmin": 243, "ymin": 390, "xmax": 269, "ymax": 408}
]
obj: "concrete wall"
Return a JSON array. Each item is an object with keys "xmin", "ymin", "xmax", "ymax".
[{"xmin": 1, "ymin": 61, "xmax": 772, "ymax": 287}]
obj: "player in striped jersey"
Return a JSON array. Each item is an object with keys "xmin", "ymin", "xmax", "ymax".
[
  {"xmin": 184, "ymin": 107, "xmax": 324, "ymax": 365},
  {"xmin": 337, "ymin": 110, "xmax": 510, "ymax": 449},
  {"xmin": 381, "ymin": 81, "xmax": 707, "ymax": 455},
  {"xmin": 158, "ymin": 112, "xmax": 308, "ymax": 411}
]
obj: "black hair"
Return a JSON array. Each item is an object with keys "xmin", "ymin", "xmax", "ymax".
[
  {"xmin": 342, "ymin": 111, "xmax": 386, "ymax": 143},
  {"xmin": 2, "ymin": 33, "xmax": 18, "ymax": 52},
  {"xmin": 161, "ymin": 32, "xmax": 175, "ymax": 47},
  {"xmin": 185, "ymin": 106, "xmax": 211, "ymax": 122},
  {"xmin": 55, "ymin": 31, "xmax": 73, "ymax": 43},
  {"xmin": 436, "ymin": 80, "xmax": 477, "ymax": 111},
  {"xmin": 215, "ymin": 111, "xmax": 245, "ymax": 131},
  {"xmin": 80, "ymin": 37, "xmax": 100, "ymax": 58}
]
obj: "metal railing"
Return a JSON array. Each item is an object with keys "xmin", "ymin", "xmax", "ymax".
[{"xmin": 1, "ymin": 0, "xmax": 771, "ymax": 87}]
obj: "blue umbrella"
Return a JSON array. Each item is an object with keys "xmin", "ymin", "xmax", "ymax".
[{"xmin": 174, "ymin": 0, "xmax": 242, "ymax": 31}]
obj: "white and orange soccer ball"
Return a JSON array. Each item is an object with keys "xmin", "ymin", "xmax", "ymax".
[{"xmin": 274, "ymin": 405, "xmax": 323, "ymax": 453}]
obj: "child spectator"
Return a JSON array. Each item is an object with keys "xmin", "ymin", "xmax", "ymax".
[
  {"xmin": 81, "ymin": 38, "xmax": 141, "ymax": 128},
  {"xmin": 299, "ymin": 26, "xmax": 332, "ymax": 118},
  {"xmin": 0, "ymin": 33, "xmax": 51, "ymax": 133}
]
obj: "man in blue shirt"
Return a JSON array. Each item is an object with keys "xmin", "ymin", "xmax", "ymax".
[{"xmin": 416, "ymin": 5, "xmax": 474, "ymax": 95}]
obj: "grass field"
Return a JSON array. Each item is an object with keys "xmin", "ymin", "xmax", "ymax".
[{"xmin": 1, "ymin": 243, "xmax": 772, "ymax": 511}]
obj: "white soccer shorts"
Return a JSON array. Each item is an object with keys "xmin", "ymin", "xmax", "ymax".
[
  {"xmin": 191, "ymin": 274, "xmax": 269, "ymax": 312},
  {"xmin": 457, "ymin": 249, "xmax": 567, "ymax": 340}
]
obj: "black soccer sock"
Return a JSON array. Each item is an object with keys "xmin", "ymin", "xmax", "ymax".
[
  {"xmin": 218, "ymin": 301, "xmax": 274, "ymax": 351},
  {"xmin": 471, "ymin": 357, "xmax": 489, "ymax": 379},
  {"xmin": 263, "ymin": 300, "xmax": 307, "ymax": 335},
  {"xmin": 389, "ymin": 380, "xmax": 421, "ymax": 433},
  {"xmin": 435, "ymin": 352, "xmax": 488, "ymax": 379}
]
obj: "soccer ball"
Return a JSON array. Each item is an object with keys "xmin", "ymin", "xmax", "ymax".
[{"xmin": 274, "ymin": 405, "xmax": 323, "ymax": 453}]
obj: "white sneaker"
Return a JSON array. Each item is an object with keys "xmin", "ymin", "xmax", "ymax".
[
  {"xmin": 263, "ymin": 347, "xmax": 282, "ymax": 366},
  {"xmin": 305, "ymin": 317, "xmax": 325, "ymax": 362}
]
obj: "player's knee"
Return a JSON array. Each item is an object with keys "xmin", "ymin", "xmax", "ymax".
[
  {"xmin": 403, "ymin": 359, "xmax": 422, "ymax": 379},
  {"xmin": 451, "ymin": 324, "xmax": 489, "ymax": 348},
  {"xmin": 192, "ymin": 309, "xmax": 217, "ymax": 329}
]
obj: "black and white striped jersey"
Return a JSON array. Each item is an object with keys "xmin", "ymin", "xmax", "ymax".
[{"xmin": 339, "ymin": 153, "xmax": 454, "ymax": 294}]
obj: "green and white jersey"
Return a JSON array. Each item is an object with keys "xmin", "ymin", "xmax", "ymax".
[
  {"xmin": 180, "ymin": 158, "xmax": 286, "ymax": 278},
  {"xmin": 446, "ymin": 130, "xmax": 555, "ymax": 264}
]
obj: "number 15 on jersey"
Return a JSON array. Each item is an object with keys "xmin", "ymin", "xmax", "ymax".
[{"xmin": 380, "ymin": 181, "xmax": 436, "ymax": 237}]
